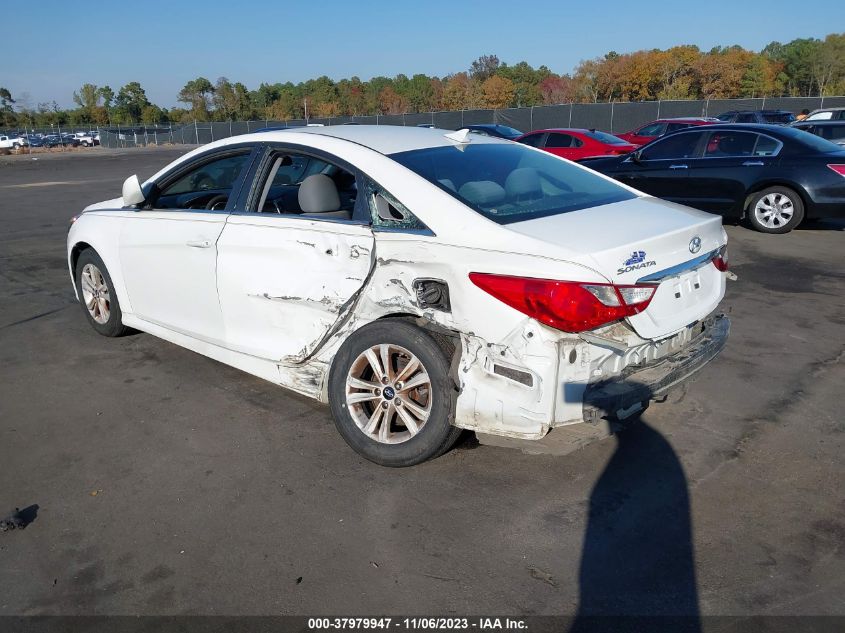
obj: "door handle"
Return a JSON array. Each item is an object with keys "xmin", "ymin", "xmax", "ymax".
[
  {"xmin": 186, "ymin": 239, "xmax": 212, "ymax": 249},
  {"xmin": 742, "ymin": 161, "xmax": 764, "ymax": 166},
  {"xmin": 669, "ymin": 164, "xmax": 688, "ymax": 170}
]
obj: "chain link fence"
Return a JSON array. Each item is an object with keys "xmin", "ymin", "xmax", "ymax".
[{"xmin": 8, "ymin": 96, "xmax": 844, "ymax": 150}]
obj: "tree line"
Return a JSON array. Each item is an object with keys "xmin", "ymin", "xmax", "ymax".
[{"xmin": 2, "ymin": 33, "xmax": 843, "ymax": 129}]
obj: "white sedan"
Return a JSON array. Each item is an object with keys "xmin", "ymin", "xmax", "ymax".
[{"xmin": 67, "ymin": 126, "xmax": 730, "ymax": 466}]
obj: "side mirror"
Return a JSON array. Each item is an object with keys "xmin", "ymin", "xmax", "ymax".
[
  {"xmin": 630, "ymin": 150, "xmax": 643, "ymax": 164},
  {"xmin": 122, "ymin": 174, "xmax": 145, "ymax": 207}
]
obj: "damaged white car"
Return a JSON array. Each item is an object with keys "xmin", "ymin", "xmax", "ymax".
[{"xmin": 67, "ymin": 126, "xmax": 730, "ymax": 466}]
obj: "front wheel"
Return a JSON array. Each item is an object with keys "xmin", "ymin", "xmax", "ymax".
[
  {"xmin": 74, "ymin": 249, "xmax": 129, "ymax": 337},
  {"xmin": 747, "ymin": 186, "xmax": 804, "ymax": 233},
  {"xmin": 328, "ymin": 321, "xmax": 461, "ymax": 467}
]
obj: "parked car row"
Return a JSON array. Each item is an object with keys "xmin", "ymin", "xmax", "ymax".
[
  {"xmin": 449, "ymin": 109, "xmax": 844, "ymax": 234},
  {"xmin": 0, "ymin": 130, "xmax": 101, "ymax": 149},
  {"xmin": 580, "ymin": 124, "xmax": 845, "ymax": 234}
]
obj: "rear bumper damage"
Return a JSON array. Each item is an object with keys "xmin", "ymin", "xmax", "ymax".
[{"xmin": 582, "ymin": 314, "xmax": 730, "ymax": 423}]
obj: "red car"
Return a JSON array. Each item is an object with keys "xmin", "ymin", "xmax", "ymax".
[
  {"xmin": 515, "ymin": 128, "xmax": 637, "ymax": 161},
  {"xmin": 616, "ymin": 118, "xmax": 717, "ymax": 146}
]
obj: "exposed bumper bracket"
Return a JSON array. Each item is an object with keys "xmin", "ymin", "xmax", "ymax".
[{"xmin": 582, "ymin": 314, "xmax": 730, "ymax": 423}]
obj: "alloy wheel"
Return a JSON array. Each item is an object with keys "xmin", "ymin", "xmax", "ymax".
[
  {"xmin": 345, "ymin": 344, "xmax": 432, "ymax": 444},
  {"xmin": 80, "ymin": 263, "xmax": 111, "ymax": 324}
]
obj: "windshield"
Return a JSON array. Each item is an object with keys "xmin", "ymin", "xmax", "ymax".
[
  {"xmin": 390, "ymin": 143, "xmax": 636, "ymax": 225},
  {"xmin": 585, "ymin": 130, "xmax": 630, "ymax": 145}
]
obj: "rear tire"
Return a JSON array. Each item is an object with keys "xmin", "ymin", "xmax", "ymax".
[
  {"xmin": 747, "ymin": 186, "xmax": 804, "ymax": 233},
  {"xmin": 328, "ymin": 320, "xmax": 461, "ymax": 467},
  {"xmin": 74, "ymin": 249, "xmax": 129, "ymax": 337}
]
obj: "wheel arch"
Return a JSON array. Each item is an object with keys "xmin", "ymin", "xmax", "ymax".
[
  {"xmin": 743, "ymin": 180, "xmax": 810, "ymax": 218},
  {"xmin": 321, "ymin": 312, "xmax": 463, "ymax": 402}
]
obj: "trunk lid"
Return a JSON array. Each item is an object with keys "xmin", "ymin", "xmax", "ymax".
[{"xmin": 506, "ymin": 196, "xmax": 727, "ymax": 339}]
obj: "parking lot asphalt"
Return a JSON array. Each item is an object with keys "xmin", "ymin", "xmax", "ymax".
[{"xmin": 0, "ymin": 148, "xmax": 843, "ymax": 617}]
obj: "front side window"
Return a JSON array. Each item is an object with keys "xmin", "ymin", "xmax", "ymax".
[
  {"xmin": 390, "ymin": 142, "xmax": 636, "ymax": 225},
  {"xmin": 640, "ymin": 131, "xmax": 705, "ymax": 160},
  {"xmin": 152, "ymin": 151, "xmax": 252, "ymax": 211},
  {"xmin": 518, "ymin": 133, "xmax": 544, "ymax": 147}
]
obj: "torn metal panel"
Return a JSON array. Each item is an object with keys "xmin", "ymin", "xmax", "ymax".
[{"xmin": 216, "ymin": 215, "xmax": 375, "ymax": 363}]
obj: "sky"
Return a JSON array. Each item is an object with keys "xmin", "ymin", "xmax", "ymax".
[{"xmin": 1, "ymin": 0, "xmax": 841, "ymax": 109}]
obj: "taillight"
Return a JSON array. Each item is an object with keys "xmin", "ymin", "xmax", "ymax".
[
  {"xmin": 712, "ymin": 245, "xmax": 729, "ymax": 271},
  {"xmin": 468, "ymin": 273, "xmax": 656, "ymax": 333},
  {"xmin": 828, "ymin": 164, "xmax": 845, "ymax": 177}
]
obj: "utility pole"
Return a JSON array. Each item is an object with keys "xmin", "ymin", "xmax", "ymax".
[{"xmin": 304, "ymin": 98, "xmax": 308, "ymax": 123}]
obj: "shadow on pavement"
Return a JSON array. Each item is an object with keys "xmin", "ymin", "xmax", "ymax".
[{"xmin": 571, "ymin": 390, "xmax": 700, "ymax": 632}]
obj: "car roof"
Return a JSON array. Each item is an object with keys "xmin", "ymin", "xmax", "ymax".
[
  {"xmin": 794, "ymin": 119, "xmax": 845, "ymax": 125},
  {"xmin": 261, "ymin": 124, "xmax": 506, "ymax": 155},
  {"xmin": 532, "ymin": 128, "xmax": 616, "ymax": 135},
  {"xmin": 670, "ymin": 123, "xmax": 788, "ymax": 133}
]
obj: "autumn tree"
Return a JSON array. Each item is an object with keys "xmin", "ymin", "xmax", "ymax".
[
  {"xmin": 482, "ymin": 75, "xmax": 515, "ymax": 109},
  {"xmin": 378, "ymin": 86, "xmax": 408, "ymax": 115},
  {"xmin": 539, "ymin": 75, "xmax": 574, "ymax": 104}
]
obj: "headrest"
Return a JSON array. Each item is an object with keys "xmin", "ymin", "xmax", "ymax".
[
  {"xmin": 505, "ymin": 168, "xmax": 542, "ymax": 200},
  {"xmin": 298, "ymin": 174, "xmax": 340, "ymax": 213},
  {"xmin": 458, "ymin": 180, "xmax": 506, "ymax": 206}
]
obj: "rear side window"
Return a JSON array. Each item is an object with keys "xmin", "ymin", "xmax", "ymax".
[
  {"xmin": 735, "ymin": 113, "xmax": 757, "ymax": 123},
  {"xmin": 704, "ymin": 132, "xmax": 757, "ymax": 157},
  {"xmin": 391, "ymin": 143, "xmax": 636, "ymax": 225},
  {"xmin": 546, "ymin": 133, "xmax": 582, "ymax": 148},
  {"xmin": 640, "ymin": 132, "xmax": 705, "ymax": 160}
]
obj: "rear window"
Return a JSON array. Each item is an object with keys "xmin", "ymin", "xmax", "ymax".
[
  {"xmin": 390, "ymin": 143, "xmax": 636, "ymax": 225},
  {"xmin": 781, "ymin": 127, "xmax": 844, "ymax": 153},
  {"xmin": 584, "ymin": 130, "xmax": 629, "ymax": 145},
  {"xmin": 494, "ymin": 125, "xmax": 523, "ymax": 137},
  {"xmin": 763, "ymin": 112, "xmax": 795, "ymax": 124}
]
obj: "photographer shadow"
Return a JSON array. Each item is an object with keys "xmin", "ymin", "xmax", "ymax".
[{"xmin": 570, "ymin": 385, "xmax": 700, "ymax": 633}]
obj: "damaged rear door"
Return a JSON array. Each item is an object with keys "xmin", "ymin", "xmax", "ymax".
[{"xmin": 216, "ymin": 214, "xmax": 374, "ymax": 363}]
